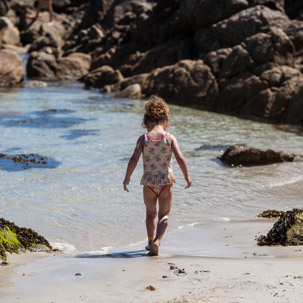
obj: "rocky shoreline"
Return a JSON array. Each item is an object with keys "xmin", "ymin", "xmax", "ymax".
[{"xmin": 1, "ymin": 0, "xmax": 303, "ymax": 125}]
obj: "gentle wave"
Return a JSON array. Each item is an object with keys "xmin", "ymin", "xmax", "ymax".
[
  {"xmin": 51, "ymin": 242, "xmax": 76, "ymax": 254},
  {"xmin": 177, "ymin": 222, "xmax": 200, "ymax": 230},
  {"xmin": 265, "ymin": 175, "xmax": 303, "ymax": 188},
  {"xmin": 212, "ymin": 217, "xmax": 231, "ymax": 222}
]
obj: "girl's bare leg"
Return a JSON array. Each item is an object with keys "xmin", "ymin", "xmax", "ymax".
[
  {"xmin": 143, "ymin": 186, "xmax": 157, "ymax": 250},
  {"xmin": 149, "ymin": 185, "xmax": 173, "ymax": 256},
  {"xmin": 48, "ymin": 0, "xmax": 54, "ymax": 22},
  {"xmin": 29, "ymin": 0, "xmax": 43, "ymax": 20}
]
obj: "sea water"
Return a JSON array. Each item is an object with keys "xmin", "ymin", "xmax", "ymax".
[{"xmin": 1, "ymin": 82, "xmax": 303, "ymax": 256}]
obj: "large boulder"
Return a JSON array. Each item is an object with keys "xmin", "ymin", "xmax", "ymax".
[
  {"xmin": 180, "ymin": 0, "xmax": 249, "ymax": 32},
  {"xmin": 83, "ymin": 65, "xmax": 123, "ymax": 89},
  {"xmin": 258, "ymin": 209, "xmax": 303, "ymax": 246},
  {"xmin": 0, "ymin": 0, "xmax": 9, "ymax": 16},
  {"xmin": 194, "ymin": 6, "xmax": 289, "ymax": 55},
  {"xmin": 0, "ymin": 50, "xmax": 25, "ymax": 86},
  {"xmin": 56, "ymin": 53, "xmax": 91, "ymax": 80},
  {"xmin": 142, "ymin": 59, "xmax": 219, "ymax": 107},
  {"xmin": 285, "ymin": 0, "xmax": 303, "ymax": 19},
  {"xmin": 26, "ymin": 51, "xmax": 57, "ymax": 79},
  {"xmin": 103, "ymin": 0, "xmax": 154, "ymax": 29},
  {"xmin": 218, "ymin": 145, "xmax": 302, "ymax": 166},
  {"xmin": 113, "ymin": 83, "xmax": 142, "ymax": 99},
  {"xmin": 26, "ymin": 51, "xmax": 91, "ymax": 80},
  {"xmin": 0, "ymin": 16, "xmax": 20, "ymax": 46}
]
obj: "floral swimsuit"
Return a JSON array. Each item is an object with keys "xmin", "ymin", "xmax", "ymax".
[{"xmin": 140, "ymin": 132, "xmax": 176, "ymax": 195}]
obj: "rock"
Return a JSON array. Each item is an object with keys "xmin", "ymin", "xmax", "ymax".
[
  {"xmin": 120, "ymin": 38, "xmax": 192, "ymax": 77},
  {"xmin": 56, "ymin": 53, "xmax": 91, "ymax": 80},
  {"xmin": 143, "ymin": 60, "xmax": 219, "ymax": 108},
  {"xmin": 0, "ymin": 0, "xmax": 9, "ymax": 16},
  {"xmin": 204, "ymin": 48, "xmax": 232, "ymax": 76},
  {"xmin": 28, "ymin": 33, "xmax": 60, "ymax": 54},
  {"xmin": 119, "ymin": 73, "xmax": 149, "ymax": 91},
  {"xmin": 0, "ymin": 16, "xmax": 20, "ymax": 46},
  {"xmin": 0, "ymin": 50, "xmax": 25, "ymax": 86},
  {"xmin": 194, "ymin": 6, "xmax": 289, "ymax": 55},
  {"xmin": 65, "ymin": 52, "xmax": 91, "ymax": 70},
  {"xmin": 113, "ymin": 83, "xmax": 141, "ymax": 99},
  {"xmin": 285, "ymin": 0, "xmax": 303, "ymax": 19},
  {"xmin": 104, "ymin": 0, "xmax": 154, "ymax": 29},
  {"xmin": 180, "ymin": 0, "xmax": 249, "ymax": 32},
  {"xmin": 278, "ymin": 76, "xmax": 303, "ymax": 124},
  {"xmin": 26, "ymin": 51, "xmax": 57, "ymax": 79},
  {"xmin": 217, "ymin": 145, "xmax": 301, "ymax": 166},
  {"xmin": 250, "ymin": 0, "xmax": 284, "ymax": 12},
  {"xmin": 83, "ymin": 65, "xmax": 123, "ymax": 89},
  {"xmin": 244, "ymin": 28, "xmax": 295, "ymax": 67},
  {"xmin": 0, "ymin": 217, "xmax": 53, "ymax": 261},
  {"xmin": 257, "ymin": 209, "xmax": 303, "ymax": 246},
  {"xmin": 257, "ymin": 210, "xmax": 285, "ymax": 218},
  {"xmin": 26, "ymin": 51, "xmax": 91, "ymax": 80},
  {"xmin": 24, "ymin": 80, "xmax": 48, "ymax": 87}
]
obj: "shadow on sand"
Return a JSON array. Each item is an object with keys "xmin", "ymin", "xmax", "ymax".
[{"xmin": 74, "ymin": 250, "xmax": 148, "ymax": 259}]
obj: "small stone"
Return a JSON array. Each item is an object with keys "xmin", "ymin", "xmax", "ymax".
[
  {"xmin": 75, "ymin": 273, "xmax": 81, "ymax": 276},
  {"xmin": 178, "ymin": 268, "xmax": 186, "ymax": 274},
  {"xmin": 162, "ymin": 275, "xmax": 168, "ymax": 278},
  {"xmin": 146, "ymin": 285, "xmax": 156, "ymax": 291}
]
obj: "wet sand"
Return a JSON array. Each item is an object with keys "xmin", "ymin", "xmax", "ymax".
[{"xmin": 1, "ymin": 219, "xmax": 303, "ymax": 303}]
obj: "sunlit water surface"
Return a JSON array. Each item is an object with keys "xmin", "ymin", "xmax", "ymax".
[{"xmin": 1, "ymin": 82, "xmax": 303, "ymax": 255}]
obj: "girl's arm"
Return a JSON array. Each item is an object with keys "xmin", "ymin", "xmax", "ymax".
[
  {"xmin": 123, "ymin": 135, "xmax": 144, "ymax": 192},
  {"xmin": 171, "ymin": 135, "xmax": 192, "ymax": 189}
]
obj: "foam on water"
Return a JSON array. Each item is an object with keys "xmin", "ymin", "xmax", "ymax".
[{"xmin": 51, "ymin": 242, "xmax": 77, "ymax": 254}]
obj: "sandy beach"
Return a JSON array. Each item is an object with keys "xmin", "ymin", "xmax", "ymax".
[{"xmin": 1, "ymin": 219, "xmax": 303, "ymax": 303}]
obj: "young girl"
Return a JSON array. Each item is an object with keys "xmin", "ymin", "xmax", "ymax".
[{"xmin": 123, "ymin": 95, "xmax": 192, "ymax": 256}]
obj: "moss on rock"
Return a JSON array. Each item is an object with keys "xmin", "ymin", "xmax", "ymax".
[{"xmin": 0, "ymin": 218, "xmax": 52, "ymax": 261}]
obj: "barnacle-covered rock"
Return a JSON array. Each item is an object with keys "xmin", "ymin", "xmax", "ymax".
[
  {"xmin": 257, "ymin": 209, "xmax": 284, "ymax": 218},
  {"xmin": 257, "ymin": 209, "xmax": 303, "ymax": 246},
  {"xmin": 0, "ymin": 218, "xmax": 52, "ymax": 261}
]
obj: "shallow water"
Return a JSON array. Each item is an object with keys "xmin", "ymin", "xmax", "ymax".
[{"xmin": 1, "ymin": 81, "xmax": 303, "ymax": 256}]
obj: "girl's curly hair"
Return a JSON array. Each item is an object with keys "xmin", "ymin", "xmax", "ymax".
[{"xmin": 142, "ymin": 95, "xmax": 172, "ymax": 129}]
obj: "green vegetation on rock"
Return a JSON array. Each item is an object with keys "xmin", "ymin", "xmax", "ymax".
[
  {"xmin": 0, "ymin": 218, "xmax": 53, "ymax": 261},
  {"xmin": 0, "ymin": 227, "xmax": 22, "ymax": 260}
]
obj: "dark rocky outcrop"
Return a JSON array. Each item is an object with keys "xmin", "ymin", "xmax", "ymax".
[
  {"xmin": 3, "ymin": 0, "xmax": 303, "ymax": 125},
  {"xmin": 218, "ymin": 145, "xmax": 302, "ymax": 166},
  {"xmin": 0, "ymin": 218, "xmax": 53, "ymax": 262},
  {"xmin": 0, "ymin": 50, "xmax": 25, "ymax": 86},
  {"xmin": 257, "ymin": 209, "xmax": 303, "ymax": 246}
]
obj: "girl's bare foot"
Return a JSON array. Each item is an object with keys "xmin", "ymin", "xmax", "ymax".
[
  {"xmin": 145, "ymin": 236, "xmax": 154, "ymax": 251},
  {"xmin": 27, "ymin": 14, "xmax": 36, "ymax": 19},
  {"xmin": 148, "ymin": 241, "xmax": 159, "ymax": 256}
]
